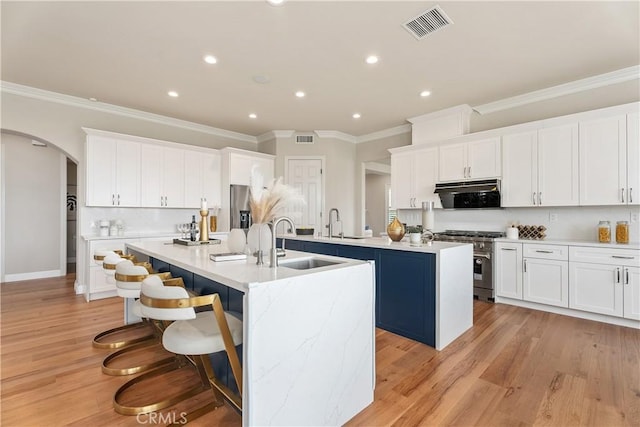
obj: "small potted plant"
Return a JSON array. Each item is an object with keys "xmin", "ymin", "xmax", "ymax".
[{"xmin": 406, "ymin": 225, "xmax": 423, "ymax": 246}]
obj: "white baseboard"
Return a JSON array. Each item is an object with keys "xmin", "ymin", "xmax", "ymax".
[
  {"xmin": 3, "ymin": 270, "xmax": 62, "ymax": 282},
  {"xmin": 495, "ymin": 296, "xmax": 640, "ymax": 329}
]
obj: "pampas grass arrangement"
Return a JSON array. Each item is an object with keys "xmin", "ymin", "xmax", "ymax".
[{"xmin": 249, "ymin": 165, "xmax": 305, "ymax": 224}]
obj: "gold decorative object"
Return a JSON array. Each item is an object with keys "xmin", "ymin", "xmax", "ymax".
[
  {"xmin": 199, "ymin": 209, "xmax": 209, "ymax": 242},
  {"xmin": 209, "ymin": 215, "xmax": 217, "ymax": 232},
  {"xmin": 387, "ymin": 217, "xmax": 405, "ymax": 242}
]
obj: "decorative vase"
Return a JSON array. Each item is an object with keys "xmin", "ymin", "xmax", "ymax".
[
  {"xmin": 247, "ymin": 223, "xmax": 273, "ymax": 255},
  {"xmin": 386, "ymin": 217, "xmax": 405, "ymax": 242},
  {"xmin": 227, "ymin": 229, "xmax": 247, "ymax": 253}
]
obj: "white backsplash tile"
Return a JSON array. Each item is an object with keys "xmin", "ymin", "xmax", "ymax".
[{"xmin": 398, "ymin": 205, "xmax": 640, "ymax": 241}]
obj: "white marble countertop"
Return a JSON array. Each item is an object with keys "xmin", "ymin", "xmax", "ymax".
[
  {"xmin": 494, "ymin": 237, "xmax": 640, "ymax": 250},
  {"xmin": 126, "ymin": 240, "xmax": 367, "ymax": 293},
  {"xmin": 278, "ymin": 234, "xmax": 471, "ymax": 254}
]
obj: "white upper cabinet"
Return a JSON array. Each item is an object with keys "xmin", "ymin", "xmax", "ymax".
[
  {"xmin": 579, "ymin": 114, "xmax": 631, "ymax": 205},
  {"xmin": 391, "ymin": 147, "xmax": 439, "ymax": 209},
  {"xmin": 86, "ymin": 135, "xmax": 141, "ymax": 207},
  {"xmin": 140, "ymin": 144, "xmax": 185, "ymax": 208},
  {"xmin": 438, "ymin": 137, "xmax": 500, "ymax": 182},
  {"xmin": 228, "ymin": 152, "xmax": 274, "ymax": 186},
  {"xmin": 184, "ymin": 151, "xmax": 221, "ymax": 209},
  {"xmin": 626, "ymin": 113, "xmax": 639, "ymax": 205},
  {"xmin": 502, "ymin": 124, "xmax": 578, "ymax": 207}
]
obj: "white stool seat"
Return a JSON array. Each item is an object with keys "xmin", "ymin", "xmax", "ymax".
[
  {"xmin": 116, "ymin": 261, "xmax": 150, "ymax": 298},
  {"xmin": 162, "ymin": 311, "xmax": 243, "ymax": 356}
]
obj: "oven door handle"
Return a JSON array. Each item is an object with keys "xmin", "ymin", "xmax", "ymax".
[{"xmin": 474, "ymin": 252, "xmax": 491, "ymax": 260}]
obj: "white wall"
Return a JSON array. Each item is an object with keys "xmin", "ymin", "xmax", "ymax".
[
  {"xmin": 397, "ymin": 205, "xmax": 639, "ymax": 242},
  {"xmin": 1, "ymin": 133, "xmax": 66, "ymax": 281}
]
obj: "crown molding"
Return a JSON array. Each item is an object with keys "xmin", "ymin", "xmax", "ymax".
[
  {"xmin": 472, "ymin": 65, "xmax": 640, "ymax": 115},
  {"xmin": 1, "ymin": 81, "xmax": 258, "ymax": 144},
  {"xmin": 407, "ymin": 104, "xmax": 473, "ymax": 124},
  {"xmin": 312, "ymin": 130, "xmax": 357, "ymax": 143},
  {"xmin": 356, "ymin": 124, "xmax": 411, "ymax": 143}
]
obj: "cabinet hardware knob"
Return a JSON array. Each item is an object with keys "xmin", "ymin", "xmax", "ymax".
[
  {"xmin": 523, "ymin": 259, "xmax": 527, "ymax": 273},
  {"xmin": 625, "ymin": 268, "xmax": 629, "ymax": 285},
  {"xmin": 616, "ymin": 267, "xmax": 621, "ymax": 284},
  {"xmin": 621, "ymin": 188, "xmax": 625, "ymax": 203},
  {"xmin": 468, "ymin": 166, "xmax": 471, "ymax": 178},
  {"xmin": 612, "ymin": 255, "xmax": 634, "ymax": 259},
  {"xmin": 532, "ymin": 192, "xmax": 536, "ymax": 205},
  {"xmin": 538, "ymin": 192, "xmax": 542, "ymax": 205},
  {"xmin": 630, "ymin": 188, "xmax": 633, "ymax": 203},
  {"xmin": 117, "ymin": 194, "xmax": 120, "ymax": 206},
  {"xmin": 536, "ymin": 250, "xmax": 553, "ymax": 253},
  {"xmin": 501, "ymin": 248, "xmax": 516, "ymax": 251},
  {"xmin": 112, "ymin": 194, "xmax": 115, "ymax": 205}
]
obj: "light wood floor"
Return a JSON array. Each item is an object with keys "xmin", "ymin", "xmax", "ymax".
[{"xmin": 1, "ymin": 274, "xmax": 638, "ymax": 426}]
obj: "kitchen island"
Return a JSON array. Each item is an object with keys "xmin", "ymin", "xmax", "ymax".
[
  {"xmin": 277, "ymin": 235, "xmax": 473, "ymax": 350},
  {"xmin": 125, "ymin": 240, "xmax": 375, "ymax": 427}
]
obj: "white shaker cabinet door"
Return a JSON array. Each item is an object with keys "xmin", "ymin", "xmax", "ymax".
[
  {"xmin": 623, "ymin": 266, "xmax": 640, "ymax": 320},
  {"xmin": 467, "ymin": 137, "xmax": 501, "ymax": 180},
  {"xmin": 537, "ymin": 124, "xmax": 579, "ymax": 206},
  {"xmin": 501, "ymin": 131, "xmax": 537, "ymax": 207},
  {"xmin": 579, "ymin": 115, "xmax": 627, "ymax": 205},
  {"xmin": 413, "ymin": 147, "xmax": 439, "ymax": 204},
  {"xmin": 495, "ymin": 242, "xmax": 523, "ymax": 300},
  {"xmin": 569, "ymin": 262, "xmax": 623, "ymax": 317},
  {"xmin": 390, "ymin": 152, "xmax": 414, "ymax": 209},
  {"xmin": 114, "ymin": 139, "xmax": 141, "ymax": 207},
  {"xmin": 162, "ymin": 146, "xmax": 185, "ymax": 208},
  {"xmin": 627, "ymin": 113, "xmax": 639, "ymax": 205},
  {"xmin": 438, "ymin": 143, "xmax": 467, "ymax": 182},
  {"xmin": 202, "ymin": 152, "xmax": 222, "ymax": 208},
  {"xmin": 86, "ymin": 136, "xmax": 117, "ymax": 206},
  {"xmin": 184, "ymin": 150, "xmax": 204, "ymax": 209},
  {"xmin": 522, "ymin": 258, "xmax": 569, "ymax": 308},
  {"xmin": 140, "ymin": 144, "xmax": 164, "ymax": 207}
]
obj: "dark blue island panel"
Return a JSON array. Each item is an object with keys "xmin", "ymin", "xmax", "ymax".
[{"xmin": 277, "ymin": 239, "xmax": 437, "ymax": 347}]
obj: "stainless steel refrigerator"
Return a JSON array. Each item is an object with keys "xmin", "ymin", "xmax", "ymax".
[{"xmin": 230, "ymin": 184, "xmax": 252, "ymax": 231}]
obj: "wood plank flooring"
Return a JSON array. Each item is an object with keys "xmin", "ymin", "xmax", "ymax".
[{"xmin": 1, "ymin": 274, "xmax": 638, "ymax": 426}]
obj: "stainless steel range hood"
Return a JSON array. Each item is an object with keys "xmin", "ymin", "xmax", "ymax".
[{"xmin": 434, "ymin": 179, "xmax": 501, "ymax": 209}]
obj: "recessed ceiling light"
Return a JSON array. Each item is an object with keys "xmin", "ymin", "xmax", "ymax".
[
  {"xmin": 168, "ymin": 91, "xmax": 179, "ymax": 98},
  {"xmin": 204, "ymin": 55, "xmax": 217, "ymax": 64},
  {"xmin": 252, "ymin": 74, "xmax": 270, "ymax": 84},
  {"xmin": 352, "ymin": 113, "xmax": 361, "ymax": 119},
  {"xmin": 365, "ymin": 55, "xmax": 379, "ymax": 64},
  {"xmin": 266, "ymin": 0, "xmax": 285, "ymax": 5},
  {"xmin": 420, "ymin": 90, "xmax": 431, "ymax": 97},
  {"xmin": 295, "ymin": 91, "xmax": 305, "ymax": 98},
  {"xmin": 249, "ymin": 113, "xmax": 257, "ymax": 119},
  {"xmin": 88, "ymin": 97, "xmax": 98, "ymax": 102}
]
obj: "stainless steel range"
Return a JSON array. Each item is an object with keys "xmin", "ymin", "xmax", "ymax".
[{"xmin": 434, "ymin": 230, "xmax": 505, "ymax": 302}]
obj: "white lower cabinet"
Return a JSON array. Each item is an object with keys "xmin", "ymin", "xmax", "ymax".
[
  {"xmin": 523, "ymin": 258, "xmax": 569, "ymax": 308},
  {"xmin": 569, "ymin": 246, "xmax": 640, "ymax": 320},
  {"xmin": 496, "ymin": 242, "xmax": 568, "ymax": 308},
  {"xmin": 495, "ymin": 242, "xmax": 522, "ymax": 299}
]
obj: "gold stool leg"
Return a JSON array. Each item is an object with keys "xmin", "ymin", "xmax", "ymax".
[
  {"xmin": 101, "ymin": 340, "xmax": 176, "ymax": 376},
  {"xmin": 113, "ymin": 357, "xmax": 210, "ymax": 416},
  {"xmin": 92, "ymin": 322, "xmax": 155, "ymax": 350}
]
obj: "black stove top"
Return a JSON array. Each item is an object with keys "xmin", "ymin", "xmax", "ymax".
[{"xmin": 435, "ymin": 230, "xmax": 506, "ymax": 239}]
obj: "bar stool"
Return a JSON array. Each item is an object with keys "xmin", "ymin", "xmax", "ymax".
[
  {"xmin": 101, "ymin": 260, "xmax": 175, "ymax": 376},
  {"xmin": 113, "ymin": 275, "xmax": 243, "ymax": 422},
  {"xmin": 92, "ymin": 253, "xmax": 149, "ymax": 350}
]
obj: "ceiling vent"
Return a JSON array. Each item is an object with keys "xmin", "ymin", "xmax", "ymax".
[
  {"xmin": 295, "ymin": 134, "xmax": 314, "ymax": 144},
  {"xmin": 403, "ymin": 5, "xmax": 453, "ymax": 40}
]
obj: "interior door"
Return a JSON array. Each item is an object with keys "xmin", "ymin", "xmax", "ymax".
[{"xmin": 286, "ymin": 158, "xmax": 323, "ymax": 232}]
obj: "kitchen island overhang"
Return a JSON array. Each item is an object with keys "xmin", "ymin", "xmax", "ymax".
[{"xmin": 125, "ymin": 240, "xmax": 375, "ymax": 427}]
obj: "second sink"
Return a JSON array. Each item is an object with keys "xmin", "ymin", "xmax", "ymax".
[{"xmin": 279, "ymin": 257, "xmax": 343, "ymax": 270}]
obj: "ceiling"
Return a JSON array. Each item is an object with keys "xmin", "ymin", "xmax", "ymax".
[{"xmin": 2, "ymin": 1, "xmax": 639, "ymax": 138}]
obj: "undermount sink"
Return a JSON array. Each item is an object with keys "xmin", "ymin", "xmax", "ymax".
[
  {"xmin": 342, "ymin": 235, "xmax": 368, "ymax": 239},
  {"xmin": 279, "ymin": 257, "xmax": 343, "ymax": 270}
]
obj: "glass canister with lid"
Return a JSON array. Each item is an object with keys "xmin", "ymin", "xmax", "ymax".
[
  {"xmin": 616, "ymin": 221, "xmax": 629, "ymax": 244},
  {"xmin": 598, "ymin": 221, "xmax": 611, "ymax": 243}
]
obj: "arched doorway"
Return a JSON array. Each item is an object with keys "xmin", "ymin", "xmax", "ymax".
[{"xmin": 1, "ymin": 130, "xmax": 78, "ymax": 282}]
